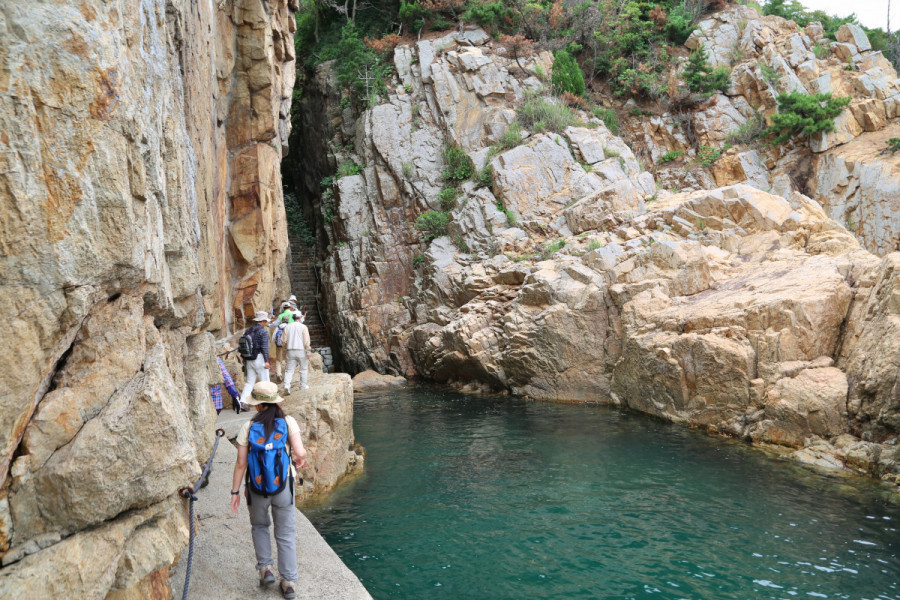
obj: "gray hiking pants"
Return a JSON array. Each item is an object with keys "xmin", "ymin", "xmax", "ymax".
[{"xmin": 248, "ymin": 484, "xmax": 298, "ymax": 582}]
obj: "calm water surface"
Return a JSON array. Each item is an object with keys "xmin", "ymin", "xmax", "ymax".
[{"xmin": 306, "ymin": 388, "xmax": 900, "ymax": 599}]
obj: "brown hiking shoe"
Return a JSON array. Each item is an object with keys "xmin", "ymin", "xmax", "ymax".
[
  {"xmin": 281, "ymin": 580, "xmax": 296, "ymax": 599},
  {"xmin": 259, "ymin": 566, "xmax": 275, "ymax": 586}
]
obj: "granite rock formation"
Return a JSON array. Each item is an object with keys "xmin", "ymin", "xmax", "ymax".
[
  {"xmin": 293, "ymin": 22, "xmax": 900, "ymax": 484},
  {"xmin": 285, "ymin": 355, "xmax": 365, "ymax": 503},
  {"xmin": 644, "ymin": 6, "xmax": 900, "ymax": 256},
  {"xmin": 0, "ymin": 0, "xmax": 296, "ymax": 597}
]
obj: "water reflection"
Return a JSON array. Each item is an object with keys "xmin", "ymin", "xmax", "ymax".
[{"xmin": 307, "ymin": 387, "xmax": 900, "ymax": 600}]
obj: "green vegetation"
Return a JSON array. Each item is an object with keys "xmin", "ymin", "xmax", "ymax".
[
  {"xmin": 496, "ymin": 201, "xmax": 517, "ymax": 226},
  {"xmin": 764, "ymin": 92, "xmax": 851, "ymax": 146},
  {"xmin": 585, "ymin": 238, "xmax": 603, "ymax": 252},
  {"xmin": 452, "ymin": 234, "xmax": 470, "ymax": 253},
  {"xmin": 725, "ymin": 112, "xmax": 767, "ymax": 145},
  {"xmin": 683, "ymin": 44, "xmax": 730, "ymax": 96},
  {"xmin": 491, "ymin": 122, "xmax": 523, "ymax": 155},
  {"xmin": 462, "ymin": 1, "xmax": 516, "ymax": 31},
  {"xmin": 603, "ymin": 147, "xmax": 620, "ymax": 159},
  {"xmin": 415, "ymin": 210, "xmax": 450, "ymax": 240},
  {"xmin": 885, "ymin": 138, "xmax": 900, "ymax": 154},
  {"xmin": 438, "ymin": 187, "xmax": 459, "ymax": 211},
  {"xmin": 402, "ymin": 161, "xmax": 415, "ymax": 179},
  {"xmin": 413, "ymin": 254, "xmax": 425, "ymax": 266},
  {"xmin": 592, "ymin": 106, "xmax": 619, "ymax": 135},
  {"xmin": 658, "ymin": 149, "xmax": 685, "ymax": 164},
  {"xmin": 551, "ymin": 49, "xmax": 585, "ymax": 97},
  {"xmin": 337, "ymin": 160, "xmax": 364, "ymax": 177},
  {"xmin": 813, "ymin": 43, "xmax": 828, "ymax": 59},
  {"xmin": 540, "ymin": 238, "xmax": 566, "ymax": 259},
  {"xmin": 697, "ymin": 145, "xmax": 722, "ymax": 167},
  {"xmin": 476, "ymin": 164, "xmax": 494, "ymax": 189},
  {"xmin": 291, "ymin": 0, "xmax": 895, "ymax": 129},
  {"xmin": 762, "ymin": 0, "xmax": 881, "ymax": 46},
  {"xmin": 284, "ymin": 194, "xmax": 316, "ymax": 246},
  {"xmin": 758, "ymin": 61, "xmax": 780, "ymax": 85},
  {"xmin": 518, "ymin": 94, "xmax": 580, "ymax": 134},
  {"xmin": 442, "ymin": 143, "xmax": 475, "ymax": 183},
  {"xmin": 330, "ymin": 24, "xmax": 393, "ymax": 107}
]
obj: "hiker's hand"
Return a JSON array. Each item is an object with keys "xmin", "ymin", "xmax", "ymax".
[
  {"xmin": 295, "ymin": 448, "xmax": 308, "ymax": 469},
  {"xmin": 230, "ymin": 492, "xmax": 241, "ymax": 514},
  {"xmin": 264, "ymin": 361, "xmax": 270, "ymax": 369}
]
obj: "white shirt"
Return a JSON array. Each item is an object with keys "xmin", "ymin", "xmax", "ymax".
[{"xmin": 283, "ymin": 321, "xmax": 311, "ymax": 352}]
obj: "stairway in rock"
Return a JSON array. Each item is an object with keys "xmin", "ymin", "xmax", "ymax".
[{"xmin": 288, "ymin": 238, "xmax": 329, "ymax": 349}]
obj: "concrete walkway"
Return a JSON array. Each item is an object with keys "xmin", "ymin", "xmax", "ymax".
[{"xmin": 170, "ymin": 409, "xmax": 373, "ymax": 600}]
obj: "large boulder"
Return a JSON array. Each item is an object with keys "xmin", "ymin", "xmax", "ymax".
[
  {"xmin": 284, "ymin": 371, "xmax": 364, "ymax": 502},
  {"xmin": 352, "ymin": 370, "xmax": 408, "ymax": 393}
]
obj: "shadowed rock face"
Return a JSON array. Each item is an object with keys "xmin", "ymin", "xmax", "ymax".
[
  {"xmin": 0, "ymin": 0, "xmax": 296, "ymax": 597},
  {"xmin": 297, "ymin": 23, "xmax": 900, "ymax": 484}
]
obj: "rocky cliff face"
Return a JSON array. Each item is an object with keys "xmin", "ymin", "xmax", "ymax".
[
  {"xmin": 0, "ymin": 0, "xmax": 296, "ymax": 597},
  {"xmin": 645, "ymin": 6, "xmax": 900, "ymax": 256},
  {"xmin": 298, "ymin": 15, "xmax": 900, "ymax": 484}
]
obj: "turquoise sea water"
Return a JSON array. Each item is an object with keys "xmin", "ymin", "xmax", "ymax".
[{"xmin": 306, "ymin": 388, "xmax": 900, "ymax": 600}]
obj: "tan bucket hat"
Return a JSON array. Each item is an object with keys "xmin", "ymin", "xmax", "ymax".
[
  {"xmin": 252, "ymin": 311, "xmax": 269, "ymax": 322},
  {"xmin": 246, "ymin": 381, "xmax": 283, "ymax": 405}
]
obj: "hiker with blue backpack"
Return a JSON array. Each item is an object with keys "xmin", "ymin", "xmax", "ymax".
[
  {"xmin": 231, "ymin": 381, "xmax": 308, "ymax": 600},
  {"xmin": 238, "ymin": 311, "xmax": 272, "ymax": 406}
]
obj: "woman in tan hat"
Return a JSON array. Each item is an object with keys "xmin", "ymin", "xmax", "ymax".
[{"xmin": 230, "ymin": 381, "xmax": 308, "ymax": 599}]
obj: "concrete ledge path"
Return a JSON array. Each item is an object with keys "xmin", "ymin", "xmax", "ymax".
[{"xmin": 170, "ymin": 409, "xmax": 373, "ymax": 600}]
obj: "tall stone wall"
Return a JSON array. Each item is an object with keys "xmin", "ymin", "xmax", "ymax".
[{"xmin": 0, "ymin": 0, "xmax": 296, "ymax": 597}]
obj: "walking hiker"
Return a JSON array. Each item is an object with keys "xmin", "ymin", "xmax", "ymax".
[
  {"xmin": 270, "ymin": 302, "xmax": 295, "ymax": 382},
  {"xmin": 230, "ymin": 381, "xmax": 308, "ymax": 600},
  {"xmin": 282, "ymin": 310, "xmax": 312, "ymax": 394},
  {"xmin": 238, "ymin": 311, "xmax": 271, "ymax": 406},
  {"xmin": 217, "ymin": 344, "xmax": 242, "ymax": 413}
]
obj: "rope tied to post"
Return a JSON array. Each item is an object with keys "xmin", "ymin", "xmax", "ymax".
[{"xmin": 178, "ymin": 428, "xmax": 226, "ymax": 600}]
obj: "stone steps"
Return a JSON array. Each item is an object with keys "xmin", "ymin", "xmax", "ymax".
[{"xmin": 288, "ymin": 236, "xmax": 329, "ymax": 348}]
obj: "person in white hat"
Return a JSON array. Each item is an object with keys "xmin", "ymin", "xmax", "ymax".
[
  {"xmin": 238, "ymin": 311, "xmax": 271, "ymax": 406},
  {"xmin": 231, "ymin": 381, "xmax": 307, "ymax": 599},
  {"xmin": 282, "ymin": 310, "xmax": 312, "ymax": 394}
]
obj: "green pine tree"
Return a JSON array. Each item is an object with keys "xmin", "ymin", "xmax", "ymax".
[
  {"xmin": 682, "ymin": 43, "xmax": 730, "ymax": 96},
  {"xmin": 764, "ymin": 92, "xmax": 852, "ymax": 145},
  {"xmin": 551, "ymin": 49, "xmax": 586, "ymax": 97}
]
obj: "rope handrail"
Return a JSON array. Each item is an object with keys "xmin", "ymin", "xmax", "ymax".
[{"xmin": 178, "ymin": 427, "xmax": 226, "ymax": 600}]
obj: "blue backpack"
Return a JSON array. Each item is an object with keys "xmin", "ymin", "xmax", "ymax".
[{"xmin": 246, "ymin": 419, "xmax": 292, "ymax": 501}]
